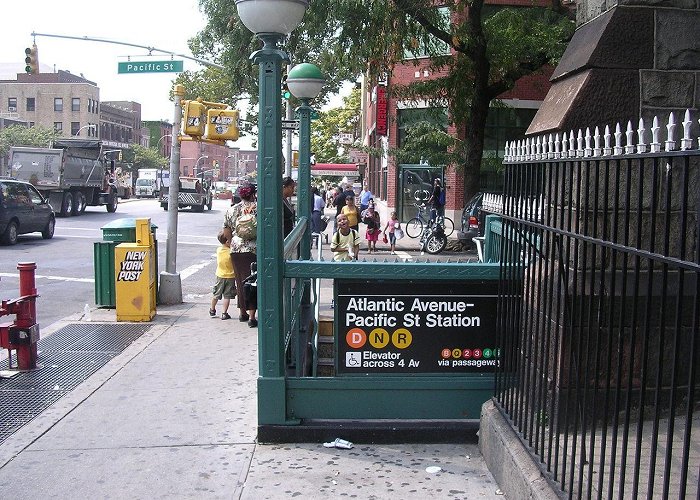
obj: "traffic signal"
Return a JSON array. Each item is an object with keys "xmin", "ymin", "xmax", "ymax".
[
  {"xmin": 281, "ymin": 72, "xmax": 291, "ymax": 100},
  {"xmin": 205, "ymin": 108, "xmax": 239, "ymax": 142},
  {"xmin": 182, "ymin": 100, "xmax": 207, "ymax": 137},
  {"xmin": 24, "ymin": 44, "xmax": 39, "ymax": 74}
]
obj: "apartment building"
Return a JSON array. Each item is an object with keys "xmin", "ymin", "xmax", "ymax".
[{"xmin": 0, "ymin": 70, "xmax": 100, "ymax": 138}]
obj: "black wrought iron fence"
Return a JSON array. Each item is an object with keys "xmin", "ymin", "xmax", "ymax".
[{"xmin": 494, "ymin": 111, "xmax": 699, "ymax": 499}]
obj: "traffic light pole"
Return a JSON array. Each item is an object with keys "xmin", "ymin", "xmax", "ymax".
[{"xmin": 159, "ymin": 84, "xmax": 184, "ymax": 305}]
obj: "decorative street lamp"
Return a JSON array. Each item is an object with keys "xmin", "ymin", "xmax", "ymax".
[
  {"xmin": 234, "ymin": 0, "xmax": 309, "ymax": 419},
  {"xmin": 287, "ymin": 62, "xmax": 325, "ymax": 260}
]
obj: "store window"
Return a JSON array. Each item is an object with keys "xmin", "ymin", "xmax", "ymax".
[
  {"xmin": 481, "ymin": 106, "xmax": 537, "ymax": 190},
  {"xmin": 403, "ymin": 7, "xmax": 451, "ymax": 59},
  {"xmin": 397, "ymin": 107, "xmax": 448, "ymax": 163}
]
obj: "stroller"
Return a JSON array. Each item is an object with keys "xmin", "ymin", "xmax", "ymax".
[{"xmin": 242, "ymin": 262, "xmax": 257, "ymax": 310}]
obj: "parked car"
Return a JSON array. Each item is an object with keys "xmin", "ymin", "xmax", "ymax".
[
  {"xmin": 456, "ymin": 192, "xmax": 484, "ymax": 249},
  {"xmin": 0, "ymin": 179, "xmax": 56, "ymax": 245}
]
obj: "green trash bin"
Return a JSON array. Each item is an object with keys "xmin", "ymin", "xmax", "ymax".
[{"xmin": 94, "ymin": 218, "xmax": 158, "ymax": 307}]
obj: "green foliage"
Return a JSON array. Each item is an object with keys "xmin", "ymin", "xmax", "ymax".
[
  {"xmin": 0, "ymin": 125, "xmax": 59, "ymax": 158},
  {"xmin": 310, "ymin": 89, "xmax": 361, "ymax": 163},
  {"xmin": 186, "ymin": 0, "xmax": 574, "ymax": 197},
  {"xmin": 123, "ymin": 144, "xmax": 168, "ymax": 171}
]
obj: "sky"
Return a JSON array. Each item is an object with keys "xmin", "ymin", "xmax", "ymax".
[
  {"xmin": 4, "ymin": 1, "xmax": 210, "ymax": 121},
  {"xmin": 4, "ymin": 1, "xmax": 351, "ymax": 151}
]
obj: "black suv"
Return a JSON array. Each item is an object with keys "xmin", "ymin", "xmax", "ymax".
[
  {"xmin": 0, "ymin": 179, "xmax": 55, "ymax": 245},
  {"xmin": 456, "ymin": 192, "xmax": 484, "ymax": 249}
]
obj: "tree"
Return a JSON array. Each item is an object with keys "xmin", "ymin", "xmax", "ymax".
[
  {"xmin": 184, "ymin": 0, "xmax": 573, "ymax": 198},
  {"xmin": 122, "ymin": 144, "xmax": 168, "ymax": 172},
  {"xmin": 311, "ymin": 89, "xmax": 362, "ymax": 163},
  {"xmin": 0, "ymin": 125, "xmax": 59, "ymax": 158}
]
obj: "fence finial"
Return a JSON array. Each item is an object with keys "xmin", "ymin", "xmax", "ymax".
[
  {"xmin": 651, "ymin": 115, "xmax": 661, "ymax": 153},
  {"xmin": 548, "ymin": 133, "xmax": 555, "ymax": 159},
  {"xmin": 593, "ymin": 126, "xmax": 601, "ymax": 156},
  {"xmin": 584, "ymin": 127, "xmax": 592, "ymax": 157},
  {"xmin": 576, "ymin": 129, "xmax": 584, "ymax": 157},
  {"xmin": 637, "ymin": 118, "xmax": 647, "ymax": 153},
  {"xmin": 569, "ymin": 130, "xmax": 576, "ymax": 157},
  {"xmin": 665, "ymin": 112, "xmax": 676, "ymax": 152},
  {"xmin": 555, "ymin": 132, "xmax": 561, "ymax": 158},
  {"xmin": 603, "ymin": 125, "xmax": 612, "ymax": 156},
  {"xmin": 625, "ymin": 121, "xmax": 635, "ymax": 154},
  {"xmin": 681, "ymin": 109, "xmax": 692, "ymax": 150},
  {"xmin": 535, "ymin": 135, "xmax": 542, "ymax": 160},
  {"xmin": 614, "ymin": 123, "xmax": 623, "ymax": 155}
]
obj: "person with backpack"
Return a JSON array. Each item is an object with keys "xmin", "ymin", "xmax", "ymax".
[
  {"xmin": 223, "ymin": 182, "xmax": 258, "ymax": 328},
  {"xmin": 331, "ymin": 213, "xmax": 360, "ymax": 262},
  {"xmin": 427, "ymin": 178, "xmax": 445, "ymax": 222}
]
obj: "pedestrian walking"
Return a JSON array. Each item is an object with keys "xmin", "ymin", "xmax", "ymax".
[
  {"xmin": 209, "ymin": 230, "xmax": 236, "ymax": 320},
  {"xmin": 331, "ymin": 213, "xmax": 360, "ymax": 262},
  {"xmin": 223, "ymin": 182, "xmax": 258, "ymax": 328},
  {"xmin": 362, "ymin": 203, "xmax": 380, "ymax": 253},
  {"xmin": 342, "ymin": 195, "xmax": 361, "ymax": 231},
  {"xmin": 383, "ymin": 211, "xmax": 401, "ymax": 255}
]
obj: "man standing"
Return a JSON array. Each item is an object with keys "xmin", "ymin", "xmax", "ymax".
[
  {"xmin": 359, "ymin": 182, "xmax": 373, "ymax": 213},
  {"xmin": 427, "ymin": 178, "xmax": 444, "ymax": 221}
]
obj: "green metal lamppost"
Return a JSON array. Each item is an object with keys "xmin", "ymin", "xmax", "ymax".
[
  {"xmin": 287, "ymin": 63, "xmax": 325, "ymax": 260},
  {"xmin": 234, "ymin": 0, "xmax": 309, "ymax": 425}
]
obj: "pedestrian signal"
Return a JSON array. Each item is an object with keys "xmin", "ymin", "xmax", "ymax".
[
  {"xmin": 205, "ymin": 109, "xmax": 239, "ymax": 142},
  {"xmin": 182, "ymin": 100, "xmax": 207, "ymax": 137}
]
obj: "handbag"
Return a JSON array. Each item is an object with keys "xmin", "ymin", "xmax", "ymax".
[
  {"xmin": 382, "ymin": 233, "xmax": 388, "ymax": 244},
  {"xmin": 394, "ymin": 227, "xmax": 404, "ymax": 240}
]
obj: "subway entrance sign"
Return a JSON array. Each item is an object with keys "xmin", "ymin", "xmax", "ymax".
[
  {"xmin": 117, "ymin": 60, "xmax": 184, "ymax": 74},
  {"xmin": 335, "ymin": 280, "xmax": 500, "ymax": 374}
]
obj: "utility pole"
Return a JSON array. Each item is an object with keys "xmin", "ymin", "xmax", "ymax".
[
  {"xmin": 158, "ymin": 84, "xmax": 184, "ymax": 304},
  {"xmin": 285, "ymin": 63, "xmax": 293, "ymax": 178}
]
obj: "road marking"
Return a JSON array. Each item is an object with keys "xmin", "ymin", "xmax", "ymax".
[
  {"xmin": 51, "ymin": 233, "xmax": 219, "ymax": 246},
  {"xmin": 395, "ymin": 250, "xmax": 412, "ymax": 261},
  {"xmin": 0, "ymin": 257, "xmax": 215, "ymax": 284},
  {"xmin": 180, "ymin": 259, "xmax": 214, "ymax": 280},
  {"xmin": 0, "ymin": 272, "xmax": 94, "ymax": 283}
]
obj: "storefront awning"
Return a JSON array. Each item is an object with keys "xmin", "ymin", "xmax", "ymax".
[{"xmin": 311, "ymin": 163, "xmax": 359, "ymax": 177}]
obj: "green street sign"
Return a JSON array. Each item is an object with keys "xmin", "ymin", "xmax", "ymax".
[{"xmin": 118, "ymin": 60, "xmax": 183, "ymax": 74}]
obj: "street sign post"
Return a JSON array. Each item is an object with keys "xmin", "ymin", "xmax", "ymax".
[
  {"xmin": 282, "ymin": 119, "xmax": 300, "ymax": 131},
  {"xmin": 118, "ymin": 61, "xmax": 184, "ymax": 74}
]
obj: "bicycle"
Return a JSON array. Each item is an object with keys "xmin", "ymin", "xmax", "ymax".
[{"xmin": 405, "ymin": 203, "xmax": 454, "ymax": 238}]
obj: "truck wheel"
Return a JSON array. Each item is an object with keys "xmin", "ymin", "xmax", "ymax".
[
  {"xmin": 1, "ymin": 220, "xmax": 18, "ymax": 245},
  {"xmin": 106, "ymin": 190, "xmax": 118, "ymax": 213},
  {"xmin": 60, "ymin": 192, "xmax": 74, "ymax": 217},
  {"xmin": 72, "ymin": 192, "xmax": 86, "ymax": 216}
]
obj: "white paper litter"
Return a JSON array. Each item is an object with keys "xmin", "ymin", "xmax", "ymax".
[
  {"xmin": 425, "ymin": 466, "xmax": 442, "ymax": 474},
  {"xmin": 323, "ymin": 438, "xmax": 353, "ymax": 449}
]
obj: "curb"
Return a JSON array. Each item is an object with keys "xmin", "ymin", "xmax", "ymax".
[{"xmin": 479, "ymin": 399, "xmax": 564, "ymax": 500}]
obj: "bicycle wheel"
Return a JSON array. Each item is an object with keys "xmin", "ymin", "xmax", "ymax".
[
  {"xmin": 406, "ymin": 218, "xmax": 423, "ymax": 238},
  {"xmin": 441, "ymin": 217, "xmax": 455, "ymax": 236}
]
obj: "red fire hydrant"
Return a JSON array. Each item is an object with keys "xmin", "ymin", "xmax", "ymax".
[{"xmin": 0, "ymin": 262, "xmax": 40, "ymax": 371}]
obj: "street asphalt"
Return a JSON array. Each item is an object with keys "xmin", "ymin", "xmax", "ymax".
[{"xmin": 0, "ymin": 294, "xmax": 504, "ymax": 499}]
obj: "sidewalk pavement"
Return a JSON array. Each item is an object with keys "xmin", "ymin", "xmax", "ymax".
[{"xmin": 0, "ymin": 296, "xmax": 504, "ymax": 499}]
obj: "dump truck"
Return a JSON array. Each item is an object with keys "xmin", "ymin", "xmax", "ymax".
[
  {"xmin": 9, "ymin": 139, "xmax": 119, "ymax": 216},
  {"xmin": 159, "ymin": 175, "xmax": 213, "ymax": 212}
]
